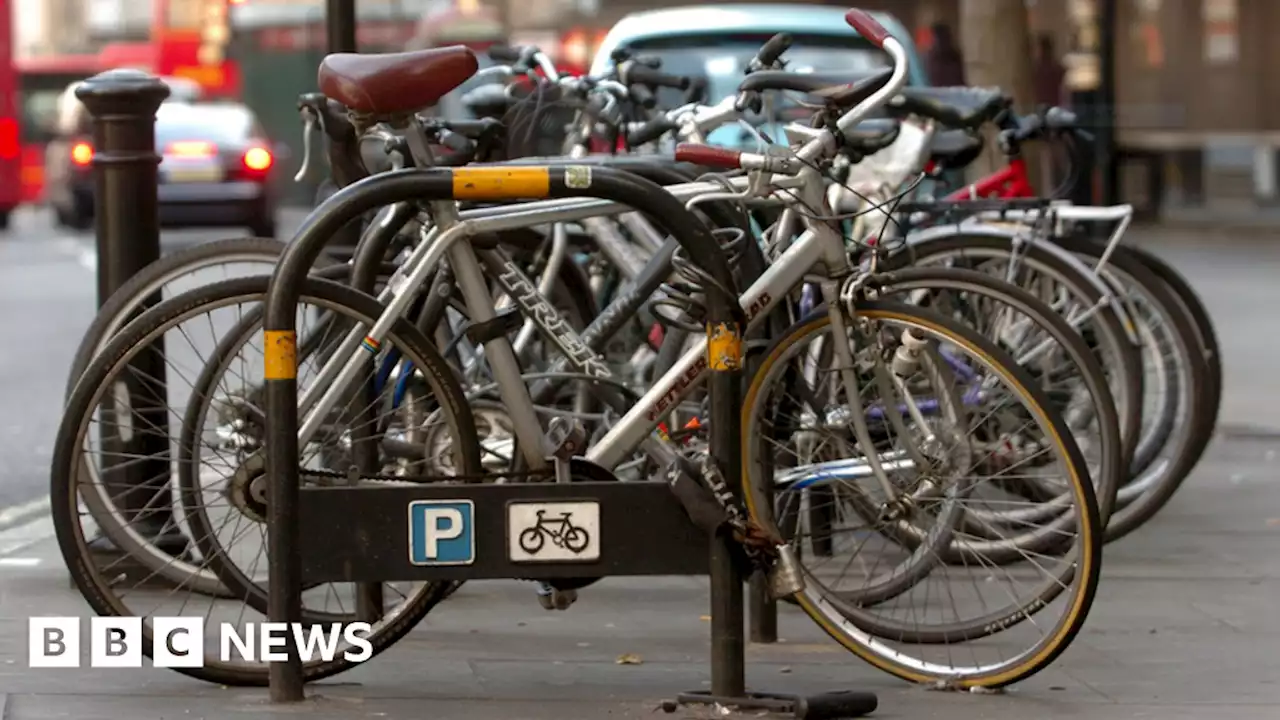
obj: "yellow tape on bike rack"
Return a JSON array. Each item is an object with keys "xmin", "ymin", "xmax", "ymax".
[
  {"xmin": 706, "ymin": 323, "xmax": 743, "ymax": 372},
  {"xmin": 263, "ymin": 330, "xmax": 297, "ymax": 380},
  {"xmin": 452, "ymin": 167, "xmax": 551, "ymax": 199}
]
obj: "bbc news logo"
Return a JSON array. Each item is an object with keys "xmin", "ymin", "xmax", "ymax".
[{"xmin": 28, "ymin": 617, "xmax": 373, "ymax": 668}]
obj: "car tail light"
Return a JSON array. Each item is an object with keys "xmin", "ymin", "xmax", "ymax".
[
  {"xmin": 167, "ymin": 140, "xmax": 216, "ymax": 157},
  {"xmin": 72, "ymin": 142, "xmax": 94, "ymax": 166},
  {"xmin": 242, "ymin": 147, "xmax": 273, "ymax": 172}
]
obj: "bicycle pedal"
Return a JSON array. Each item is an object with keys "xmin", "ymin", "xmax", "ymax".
[
  {"xmin": 535, "ymin": 583, "xmax": 578, "ymax": 611},
  {"xmin": 768, "ymin": 542, "xmax": 805, "ymax": 599}
]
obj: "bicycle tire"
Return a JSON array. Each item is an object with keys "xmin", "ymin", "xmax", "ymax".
[
  {"xmin": 52, "ymin": 274, "xmax": 482, "ymax": 686},
  {"xmin": 741, "ymin": 301, "xmax": 1102, "ymax": 688},
  {"xmin": 63, "ymin": 236, "xmax": 341, "ymax": 400},
  {"xmin": 60, "ymin": 237, "xmax": 344, "ymax": 598},
  {"xmin": 1053, "ymin": 236, "xmax": 1210, "ymax": 542},
  {"xmin": 892, "ymin": 233, "xmax": 1144, "ymax": 477},
  {"xmin": 1112, "ymin": 244, "xmax": 1222, "ymax": 467}
]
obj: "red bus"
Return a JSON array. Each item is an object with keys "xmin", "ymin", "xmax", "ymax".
[
  {"xmin": 14, "ymin": 54, "xmax": 104, "ymax": 207},
  {"xmin": 0, "ymin": 1, "xmax": 20, "ymax": 228},
  {"xmin": 153, "ymin": 0, "xmax": 241, "ymax": 99}
]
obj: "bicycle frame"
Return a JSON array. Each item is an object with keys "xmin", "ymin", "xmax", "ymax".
[
  {"xmin": 943, "ymin": 157, "xmax": 1035, "ymax": 201},
  {"xmin": 291, "ymin": 173, "xmax": 806, "ymax": 462}
]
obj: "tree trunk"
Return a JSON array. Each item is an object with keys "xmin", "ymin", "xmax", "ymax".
[{"xmin": 958, "ymin": 0, "xmax": 1039, "ymax": 183}]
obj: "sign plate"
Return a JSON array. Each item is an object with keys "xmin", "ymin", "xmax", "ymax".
[
  {"xmin": 408, "ymin": 500, "xmax": 475, "ymax": 566},
  {"xmin": 507, "ymin": 501, "xmax": 600, "ymax": 563}
]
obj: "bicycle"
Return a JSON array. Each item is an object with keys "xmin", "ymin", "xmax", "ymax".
[{"xmin": 518, "ymin": 509, "xmax": 591, "ymax": 555}]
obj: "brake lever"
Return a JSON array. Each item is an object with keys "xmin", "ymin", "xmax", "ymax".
[{"xmin": 294, "ymin": 110, "xmax": 318, "ymax": 182}]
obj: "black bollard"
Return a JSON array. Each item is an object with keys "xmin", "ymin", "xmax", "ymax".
[{"xmin": 76, "ymin": 70, "xmax": 190, "ymax": 568}]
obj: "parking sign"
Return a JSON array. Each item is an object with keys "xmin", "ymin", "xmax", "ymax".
[{"xmin": 408, "ymin": 500, "xmax": 475, "ymax": 565}]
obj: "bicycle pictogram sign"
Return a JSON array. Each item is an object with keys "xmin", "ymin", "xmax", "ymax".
[
  {"xmin": 507, "ymin": 501, "xmax": 601, "ymax": 562},
  {"xmin": 518, "ymin": 509, "xmax": 591, "ymax": 555}
]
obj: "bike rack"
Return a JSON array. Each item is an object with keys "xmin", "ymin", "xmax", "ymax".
[{"xmin": 261, "ymin": 164, "xmax": 877, "ymax": 718}]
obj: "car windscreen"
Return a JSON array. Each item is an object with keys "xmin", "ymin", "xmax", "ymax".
[
  {"xmin": 155, "ymin": 108, "xmax": 255, "ymax": 147},
  {"xmin": 619, "ymin": 33, "xmax": 890, "ymax": 115}
]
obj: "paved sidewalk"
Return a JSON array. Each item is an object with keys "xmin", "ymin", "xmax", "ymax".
[
  {"xmin": 1131, "ymin": 230, "xmax": 1280, "ymax": 435},
  {"xmin": 1, "ymin": 436, "xmax": 1277, "ymax": 719}
]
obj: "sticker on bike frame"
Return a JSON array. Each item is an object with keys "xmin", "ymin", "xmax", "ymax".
[
  {"xmin": 263, "ymin": 330, "xmax": 296, "ymax": 380},
  {"xmin": 563, "ymin": 165, "xmax": 591, "ymax": 189},
  {"xmin": 706, "ymin": 323, "xmax": 743, "ymax": 372},
  {"xmin": 451, "ymin": 167, "xmax": 551, "ymax": 199},
  {"xmin": 507, "ymin": 501, "xmax": 600, "ymax": 563},
  {"xmin": 408, "ymin": 500, "xmax": 475, "ymax": 566}
]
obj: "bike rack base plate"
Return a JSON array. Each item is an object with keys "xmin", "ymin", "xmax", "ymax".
[{"xmin": 667, "ymin": 689, "xmax": 879, "ymax": 719}]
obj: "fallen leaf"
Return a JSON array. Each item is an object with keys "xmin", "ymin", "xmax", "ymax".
[{"xmin": 615, "ymin": 653, "xmax": 643, "ymax": 665}]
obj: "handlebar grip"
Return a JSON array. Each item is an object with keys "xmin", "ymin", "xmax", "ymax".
[
  {"xmin": 629, "ymin": 83, "xmax": 658, "ymax": 109},
  {"xmin": 845, "ymin": 9, "xmax": 890, "ymax": 48},
  {"xmin": 488, "ymin": 44, "xmax": 523, "ymax": 63},
  {"xmin": 627, "ymin": 64, "xmax": 692, "ymax": 90},
  {"xmin": 626, "ymin": 118, "xmax": 678, "ymax": 147},
  {"xmin": 1044, "ymin": 105, "xmax": 1079, "ymax": 129},
  {"xmin": 632, "ymin": 54, "xmax": 664, "ymax": 69},
  {"xmin": 674, "ymin": 143, "xmax": 742, "ymax": 170},
  {"xmin": 443, "ymin": 119, "xmax": 493, "ymax": 139},
  {"xmin": 756, "ymin": 33, "xmax": 793, "ymax": 66}
]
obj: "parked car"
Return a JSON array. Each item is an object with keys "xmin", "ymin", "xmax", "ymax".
[
  {"xmin": 46, "ymin": 100, "xmax": 281, "ymax": 237},
  {"xmin": 589, "ymin": 4, "xmax": 929, "ymax": 149}
]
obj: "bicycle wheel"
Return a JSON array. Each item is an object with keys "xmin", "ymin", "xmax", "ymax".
[
  {"xmin": 61, "ymin": 237, "xmax": 344, "ymax": 598},
  {"xmin": 741, "ymin": 301, "xmax": 1102, "ymax": 688},
  {"xmin": 1105, "ymin": 244, "xmax": 1221, "ymax": 470},
  {"xmin": 1054, "ymin": 236, "xmax": 1210, "ymax": 542},
  {"xmin": 519, "ymin": 527, "xmax": 545, "ymax": 554},
  {"xmin": 52, "ymin": 274, "xmax": 482, "ymax": 685},
  {"xmin": 871, "ymin": 266, "xmax": 1123, "ymax": 534},
  {"xmin": 894, "ymin": 233, "xmax": 1143, "ymax": 478}
]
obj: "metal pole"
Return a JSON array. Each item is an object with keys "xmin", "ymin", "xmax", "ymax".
[
  {"xmin": 75, "ymin": 70, "xmax": 187, "ymax": 566},
  {"xmin": 748, "ymin": 571, "xmax": 777, "ymax": 643},
  {"xmin": 707, "ymin": 364, "xmax": 745, "ymax": 696},
  {"xmin": 326, "ymin": 0, "xmax": 358, "ymax": 53},
  {"xmin": 1097, "ymin": 0, "xmax": 1118, "ymax": 206},
  {"xmin": 321, "ymin": 0, "xmax": 362, "ymax": 257}
]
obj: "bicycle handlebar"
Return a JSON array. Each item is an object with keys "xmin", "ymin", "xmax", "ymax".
[
  {"xmin": 845, "ymin": 9, "xmax": 890, "ymax": 47},
  {"xmin": 619, "ymin": 61, "xmax": 692, "ymax": 91},
  {"xmin": 754, "ymin": 33, "xmax": 793, "ymax": 68},
  {"xmin": 674, "ymin": 143, "xmax": 803, "ymax": 175},
  {"xmin": 626, "ymin": 117, "xmax": 680, "ymax": 147}
]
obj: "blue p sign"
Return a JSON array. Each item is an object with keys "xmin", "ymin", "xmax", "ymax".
[{"xmin": 409, "ymin": 500, "xmax": 475, "ymax": 565}]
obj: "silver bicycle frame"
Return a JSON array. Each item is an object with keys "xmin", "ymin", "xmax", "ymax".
[{"xmin": 292, "ymin": 173, "xmax": 807, "ymax": 456}]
